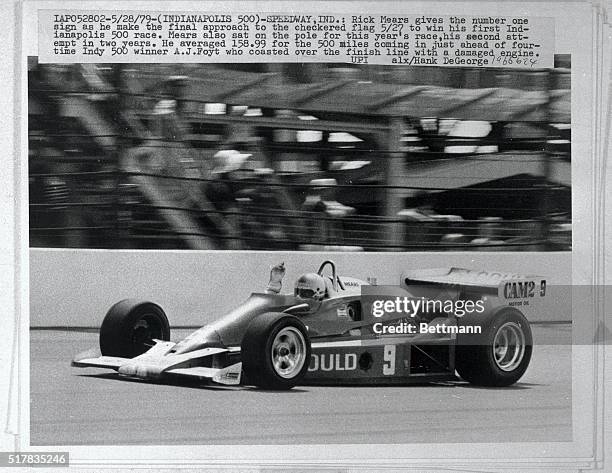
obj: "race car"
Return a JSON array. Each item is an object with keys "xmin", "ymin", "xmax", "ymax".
[{"xmin": 73, "ymin": 260, "xmax": 543, "ymax": 389}]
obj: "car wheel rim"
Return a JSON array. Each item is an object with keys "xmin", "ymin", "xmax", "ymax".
[
  {"xmin": 492, "ymin": 322, "xmax": 526, "ymax": 372},
  {"xmin": 271, "ymin": 327, "xmax": 306, "ymax": 379}
]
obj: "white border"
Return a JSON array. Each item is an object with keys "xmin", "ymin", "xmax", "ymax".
[{"xmin": 3, "ymin": 0, "xmax": 607, "ymax": 470}]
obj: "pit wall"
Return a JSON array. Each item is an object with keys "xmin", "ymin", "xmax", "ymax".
[{"xmin": 30, "ymin": 249, "xmax": 572, "ymax": 327}]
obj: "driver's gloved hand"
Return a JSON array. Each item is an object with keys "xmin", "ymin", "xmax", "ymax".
[{"xmin": 266, "ymin": 262, "xmax": 286, "ymax": 294}]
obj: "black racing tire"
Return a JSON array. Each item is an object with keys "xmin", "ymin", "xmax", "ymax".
[
  {"xmin": 99, "ymin": 299, "xmax": 170, "ymax": 358},
  {"xmin": 241, "ymin": 313, "xmax": 311, "ymax": 390},
  {"xmin": 455, "ymin": 309, "xmax": 532, "ymax": 387}
]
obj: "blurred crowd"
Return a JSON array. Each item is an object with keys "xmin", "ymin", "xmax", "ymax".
[{"xmin": 28, "ymin": 60, "xmax": 571, "ymax": 251}]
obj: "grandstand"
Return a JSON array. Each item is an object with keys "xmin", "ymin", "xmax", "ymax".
[{"xmin": 28, "ymin": 59, "xmax": 571, "ymax": 251}]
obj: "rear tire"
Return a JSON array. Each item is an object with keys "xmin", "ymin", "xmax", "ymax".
[
  {"xmin": 456, "ymin": 309, "xmax": 532, "ymax": 387},
  {"xmin": 241, "ymin": 313, "xmax": 311, "ymax": 390},
  {"xmin": 99, "ymin": 299, "xmax": 170, "ymax": 358}
]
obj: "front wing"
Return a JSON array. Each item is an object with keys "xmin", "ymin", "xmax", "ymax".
[{"xmin": 72, "ymin": 342, "xmax": 243, "ymax": 385}]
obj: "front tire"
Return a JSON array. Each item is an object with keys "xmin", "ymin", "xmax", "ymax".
[
  {"xmin": 455, "ymin": 309, "xmax": 532, "ymax": 387},
  {"xmin": 241, "ymin": 313, "xmax": 311, "ymax": 390},
  {"xmin": 99, "ymin": 299, "xmax": 170, "ymax": 358}
]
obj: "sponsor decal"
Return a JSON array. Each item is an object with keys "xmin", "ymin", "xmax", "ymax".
[
  {"xmin": 448, "ymin": 268, "xmax": 530, "ymax": 284},
  {"xmin": 308, "ymin": 353, "xmax": 357, "ymax": 372},
  {"xmin": 221, "ymin": 372, "xmax": 240, "ymax": 379},
  {"xmin": 336, "ymin": 304, "xmax": 348, "ymax": 318},
  {"xmin": 212, "ymin": 363, "xmax": 242, "ymax": 385},
  {"xmin": 502, "ymin": 279, "xmax": 546, "ymax": 299}
]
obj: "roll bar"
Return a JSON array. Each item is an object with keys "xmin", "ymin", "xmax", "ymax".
[{"xmin": 317, "ymin": 260, "xmax": 345, "ymax": 291}]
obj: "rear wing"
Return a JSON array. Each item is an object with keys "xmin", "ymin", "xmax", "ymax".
[{"xmin": 401, "ymin": 268, "xmax": 547, "ymax": 302}]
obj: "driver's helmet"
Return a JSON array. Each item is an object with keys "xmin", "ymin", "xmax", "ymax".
[{"xmin": 294, "ymin": 273, "xmax": 326, "ymax": 300}]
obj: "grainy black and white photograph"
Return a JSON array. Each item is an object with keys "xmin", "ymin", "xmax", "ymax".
[{"xmin": 27, "ymin": 57, "xmax": 576, "ymax": 449}]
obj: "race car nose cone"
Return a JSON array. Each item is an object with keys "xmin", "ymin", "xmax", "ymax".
[
  {"xmin": 118, "ymin": 362, "xmax": 163, "ymax": 379},
  {"xmin": 173, "ymin": 327, "xmax": 223, "ymax": 355}
]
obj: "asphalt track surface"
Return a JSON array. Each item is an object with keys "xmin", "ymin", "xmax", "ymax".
[{"xmin": 31, "ymin": 325, "xmax": 572, "ymax": 445}]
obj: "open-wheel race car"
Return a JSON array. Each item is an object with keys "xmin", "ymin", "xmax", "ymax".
[{"xmin": 73, "ymin": 260, "xmax": 544, "ymax": 389}]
